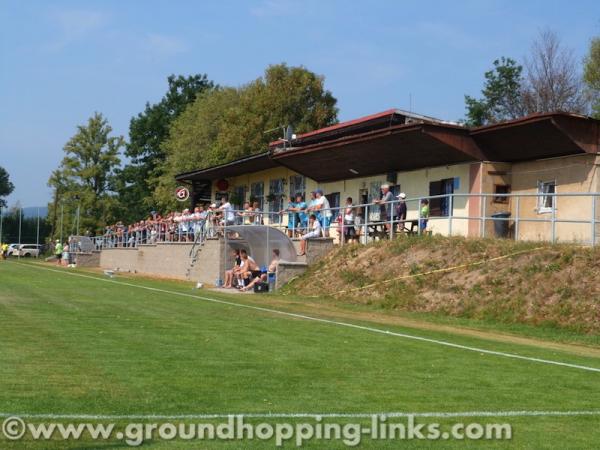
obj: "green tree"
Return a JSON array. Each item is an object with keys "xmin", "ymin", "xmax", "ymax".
[
  {"xmin": 0, "ymin": 166, "xmax": 14, "ymax": 207},
  {"xmin": 153, "ymin": 63, "xmax": 338, "ymax": 210},
  {"xmin": 464, "ymin": 57, "xmax": 525, "ymax": 126},
  {"xmin": 584, "ymin": 36, "xmax": 600, "ymax": 118},
  {"xmin": 48, "ymin": 112, "xmax": 124, "ymax": 237},
  {"xmin": 117, "ymin": 74, "xmax": 214, "ymax": 221}
]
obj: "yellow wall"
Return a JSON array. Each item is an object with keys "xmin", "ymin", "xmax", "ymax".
[
  {"xmin": 214, "ymin": 162, "xmax": 476, "ymax": 236},
  {"xmin": 206, "ymin": 154, "xmax": 600, "ymax": 244},
  {"xmin": 508, "ymin": 153, "xmax": 600, "ymax": 243}
]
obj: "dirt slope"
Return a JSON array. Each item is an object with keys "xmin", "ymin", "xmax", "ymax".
[{"xmin": 283, "ymin": 235, "xmax": 600, "ymax": 334}]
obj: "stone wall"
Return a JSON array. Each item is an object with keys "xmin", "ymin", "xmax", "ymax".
[
  {"xmin": 97, "ymin": 236, "xmax": 333, "ymax": 288},
  {"xmin": 99, "ymin": 240, "xmax": 225, "ymax": 284},
  {"xmin": 74, "ymin": 251, "xmax": 100, "ymax": 267}
]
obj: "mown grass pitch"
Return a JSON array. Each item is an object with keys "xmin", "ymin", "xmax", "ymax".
[{"xmin": 1, "ymin": 260, "xmax": 599, "ymax": 449}]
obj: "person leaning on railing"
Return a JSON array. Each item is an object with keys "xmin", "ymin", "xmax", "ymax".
[{"xmin": 373, "ymin": 184, "xmax": 394, "ymax": 233}]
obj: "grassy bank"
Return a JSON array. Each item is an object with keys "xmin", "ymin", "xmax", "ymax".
[{"xmin": 283, "ymin": 235, "xmax": 600, "ymax": 336}]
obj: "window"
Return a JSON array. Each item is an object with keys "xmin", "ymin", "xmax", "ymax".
[
  {"xmin": 250, "ymin": 182, "xmax": 264, "ymax": 211},
  {"xmin": 325, "ymin": 192, "xmax": 340, "ymax": 220},
  {"xmin": 231, "ymin": 185, "xmax": 246, "ymax": 210},
  {"xmin": 537, "ymin": 181, "xmax": 556, "ymax": 213},
  {"xmin": 289, "ymin": 175, "xmax": 305, "ymax": 200},
  {"xmin": 268, "ymin": 178, "xmax": 285, "ymax": 223},
  {"xmin": 369, "ymin": 181, "xmax": 383, "ymax": 203},
  {"xmin": 493, "ymin": 185, "xmax": 511, "ymax": 204},
  {"xmin": 429, "ymin": 178, "xmax": 456, "ymax": 216}
]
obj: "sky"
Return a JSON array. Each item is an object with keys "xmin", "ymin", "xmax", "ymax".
[{"xmin": 1, "ymin": 0, "xmax": 599, "ymax": 207}]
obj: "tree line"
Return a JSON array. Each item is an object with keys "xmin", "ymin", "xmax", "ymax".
[
  {"xmin": 42, "ymin": 30, "xmax": 600, "ymax": 238},
  {"xmin": 464, "ymin": 30, "xmax": 600, "ymax": 126}
]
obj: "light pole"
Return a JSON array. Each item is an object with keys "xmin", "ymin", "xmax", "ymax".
[{"xmin": 59, "ymin": 201, "xmax": 64, "ymax": 243}]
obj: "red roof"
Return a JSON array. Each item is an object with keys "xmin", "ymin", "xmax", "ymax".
[{"xmin": 269, "ymin": 108, "xmax": 399, "ymax": 147}]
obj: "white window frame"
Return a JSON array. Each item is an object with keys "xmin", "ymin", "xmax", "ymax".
[{"xmin": 537, "ymin": 180, "xmax": 556, "ymax": 214}]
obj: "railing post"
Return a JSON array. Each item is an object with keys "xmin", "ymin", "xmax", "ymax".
[
  {"xmin": 389, "ymin": 200, "xmax": 394, "ymax": 240},
  {"xmin": 551, "ymin": 194, "xmax": 557, "ymax": 244},
  {"xmin": 448, "ymin": 194, "xmax": 453, "ymax": 237},
  {"xmin": 592, "ymin": 195, "xmax": 596, "ymax": 246},
  {"xmin": 364, "ymin": 204, "xmax": 369, "ymax": 244},
  {"xmin": 417, "ymin": 197, "xmax": 423, "ymax": 236},
  {"xmin": 481, "ymin": 195, "xmax": 486, "ymax": 238},
  {"xmin": 515, "ymin": 196, "xmax": 520, "ymax": 242}
]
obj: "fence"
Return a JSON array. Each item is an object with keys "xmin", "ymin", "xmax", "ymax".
[
  {"xmin": 0, "ymin": 206, "xmax": 51, "ymax": 257},
  {"xmin": 90, "ymin": 192, "xmax": 600, "ymax": 249}
]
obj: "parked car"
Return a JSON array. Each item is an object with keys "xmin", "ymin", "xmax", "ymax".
[
  {"xmin": 16, "ymin": 244, "xmax": 43, "ymax": 257},
  {"xmin": 6, "ymin": 244, "xmax": 20, "ymax": 257}
]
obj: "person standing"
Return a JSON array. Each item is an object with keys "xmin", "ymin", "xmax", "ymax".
[
  {"xmin": 419, "ymin": 199, "xmax": 430, "ymax": 233},
  {"xmin": 312, "ymin": 189, "xmax": 332, "ymax": 237},
  {"xmin": 396, "ymin": 192, "xmax": 407, "ymax": 232},
  {"xmin": 374, "ymin": 184, "xmax": 394, "ymax": 233},
  {"xmin": 343, "ymin": 197, "xmax": 357, "ymax": 243},
  {"xmin": 54, "ymin": 239, "xmax": 63, "ymax": 265}
]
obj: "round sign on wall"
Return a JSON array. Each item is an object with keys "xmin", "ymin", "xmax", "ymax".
[{"xmin": 175, "ymin": 186, "xmax": 190, "ymax": 202}]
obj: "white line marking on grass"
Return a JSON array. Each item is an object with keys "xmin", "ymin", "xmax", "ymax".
[
  {"xmin": 13, "ymin": 262, "xmax": 600, "ymax": 374},
  {"xmin": 1, "ymin": 410, "xmax": 600, "ymax": 420}
]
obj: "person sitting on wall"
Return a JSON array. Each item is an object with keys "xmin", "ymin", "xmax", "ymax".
[
  {"xmin": 223, "ymin": 249, "xmax": 241, "ymax": 288},
  {"xmin": 298, "ymin": 214, "xmax": 322, "ymax": 256},
  {"xmin": 396, "ymin": 192, "xmax": 407, "ymax": 232},
  {"xmin": 240, "ymin": 249, "xmax": 280, "ymax": 292},
  {"xmin": 419, "ymin": 199, "xmax": 430, "ymax": 233}
]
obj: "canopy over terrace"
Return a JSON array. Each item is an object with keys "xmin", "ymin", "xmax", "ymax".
[
  {"xmin": 225, "ymin": 225, "xmax": 297, "ymax": 268},
  {"xmin": 270, "ymin": 122, "xmax": 485, "ymax": 183},
  {"xmin": 470, "ymin": 112, "xmax": 600, "ymax": 161}
]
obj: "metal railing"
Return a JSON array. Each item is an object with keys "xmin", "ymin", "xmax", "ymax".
[{"xmin": 92, "ymin": 192, "xmax": 600, "ymax": 249}]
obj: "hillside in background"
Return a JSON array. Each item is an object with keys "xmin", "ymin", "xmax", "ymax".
[{"xmin": 283, "ymin": 236, "xmax": 600, "ymax": 334}]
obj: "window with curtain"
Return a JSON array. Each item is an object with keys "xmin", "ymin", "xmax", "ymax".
[
  {"xmin": 269, "ymin": 178, "xmax": 285, "ymax": 223},
  {"xmin": 250, "ymin": 182, "xmax": 264, "ymax": 211}
]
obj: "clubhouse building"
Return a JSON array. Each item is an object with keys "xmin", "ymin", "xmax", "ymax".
[{"xmin": 175, "ymin": 109, "xmax": 600, "ymax": 243}]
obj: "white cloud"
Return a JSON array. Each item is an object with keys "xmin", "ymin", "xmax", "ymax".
[
  {"xmin": 43, "ymin": 9, "xmax": 109, "ymax": 52},
  {"xmin": 142, "ymin": 33, "xmax": 189, "ymax": 57}
]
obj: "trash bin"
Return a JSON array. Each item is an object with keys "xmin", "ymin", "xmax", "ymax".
[{"xmin": 491, "ymin": 212, "xmax": 511, "ymax": 238}]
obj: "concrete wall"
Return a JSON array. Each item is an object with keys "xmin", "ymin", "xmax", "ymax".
[
  {"xmin": 99, "ymin": 240, "xmax": 225, "ymax": 284},
  {"xmin": 74, "ymin": 251, "xmax": 100, "ymax": 267}
]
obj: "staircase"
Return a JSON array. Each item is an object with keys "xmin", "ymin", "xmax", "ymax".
[{"xmin": 185, "ymin": 232, "xmax": 205, "ymax": 280}]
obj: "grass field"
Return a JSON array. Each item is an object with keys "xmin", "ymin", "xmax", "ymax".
[{"xmin": 1, "ymin": 260, "xmax": 600, "ymax": 449}]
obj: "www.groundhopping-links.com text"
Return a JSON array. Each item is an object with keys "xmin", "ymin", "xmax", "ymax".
[{"xmin": 2, "ymin": 415, "xmax": 512, "ymax": 446}]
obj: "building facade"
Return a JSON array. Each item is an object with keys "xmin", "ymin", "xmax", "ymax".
[{"xmin": 176, "ymin": 110, "xmax": 600, "ymax": 244}]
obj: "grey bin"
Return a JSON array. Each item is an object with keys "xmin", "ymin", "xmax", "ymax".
[{"xmin": 491, "ymin": 212, "xmax": 511, "ymax": 238}]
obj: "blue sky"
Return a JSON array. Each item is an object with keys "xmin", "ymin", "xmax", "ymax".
[{"xmin": 1, "ymin": 0, "xmax": 598, "ymax": 207}]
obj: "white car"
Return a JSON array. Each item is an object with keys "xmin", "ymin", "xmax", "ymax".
[
  {"xmin": 16, "ymin": 244, "xmax": 43, "ymax": 257},
  {"xmin": 6, "ymin": 244, "xmax": 20, "ymax": 257}
]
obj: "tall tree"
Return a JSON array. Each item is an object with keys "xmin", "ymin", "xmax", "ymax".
[
  {"xmin": 583, "ymin": 36, "xmax": 600, "ymax": 118},
  {"xmin": 0, "ymin": 166, "xmax": 14, "ymax": 207},
  {"xmin": 464, "ymin": 57, "xmax": 525, "ymax": 126},
  {"xmin": 522, "ymin": 29, "xmax": 589, "ymax": 114},
  {"xmin": 117, "ymin": 74, "xmax": 214, "ymax": 221},
  {"xmin": 48, "ymin": 112, "xmax": 124, "ymax": 236},
  {"xmin": 153, "ymin": 63, "xmax": 338, "ymax": 210}
]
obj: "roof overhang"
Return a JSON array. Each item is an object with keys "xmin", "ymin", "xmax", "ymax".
[
  {"xmin": 175, "ymin": 152, "xmax": 278, "ymax": 182},
  {"xmin": 471, "ymin": 113, "xmax": 600, "ymax": 161},
  {"xmin": 271, "ymin": 123, "xmax": 484, "ymax": 183}
]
